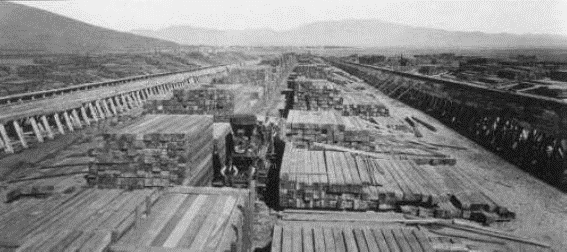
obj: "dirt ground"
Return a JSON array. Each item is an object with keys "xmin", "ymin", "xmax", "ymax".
[{"xmin": 366, "ymin": 86, "xmax": 567, "ymax": 251}]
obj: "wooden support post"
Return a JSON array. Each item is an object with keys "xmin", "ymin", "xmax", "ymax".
[
  {"xmin": 127, "ymin": 93, "xmax": 137, "ymax": 107},
  {"xmin": 63, "ymin": 111, "xmax": 75, "ymax": 132},
  {"xmin": 114, "ymin": 96, "xmax": 124, "ymax": 112},
  {"xmin": 0, "ymin": 124, "xmax": 14, "ymax": 153},
  {"xmin": 71, "ymin": 109, "xmax": 83, "ymax": 128},
  {"xmin": 108, "ymin": 98, "xmax": 118, "ymax": 115},
  {"xmin": 88, "ymin": 103, "xmax": 99, "ymax": 122},
  {"xmin": 81, "ymin": 106, "xmax": 91, "ymax": 126},
  {"xmin": 40, "ymin": 115, "xmax": 54, "ymax": 140},
  {"xmin": 29, "ymin": 117, "xmax": 44, "ymax": 143},
  {"xmin": 121, "ymin": 95, "xmax": 130, "ymax": 109},
  {"xmin": 101, "ymin": 100, "xmax": 113, "ymax": 117},
  {"xmin": 13, "ymin": 120, "xmax": 28, "ymax": 149},
  {"xmin": 134, "ymin": 91, "xmax": 142, "ymax": 104},
  {"xmin": 53, "ymin": 113, "xmax": 65, "ymax": 135},
  {"xmin": 95, "ymin": 101, "xmax": 106, "ymax": 119}
]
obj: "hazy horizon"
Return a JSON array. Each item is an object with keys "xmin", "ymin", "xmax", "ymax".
[{"xmin": 12, "ymin": 0, "xmax": 567, "ymax": 37}]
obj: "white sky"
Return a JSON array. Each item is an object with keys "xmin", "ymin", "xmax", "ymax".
[{"xmin": 14, "ymin": 0, "xmax": 567, "ymax": 36}]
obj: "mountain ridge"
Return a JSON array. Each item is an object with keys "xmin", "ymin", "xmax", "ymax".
[
  {"xmin": 131, "ymin": 19, "xmax": 567, "ymax": 48},
  {"xmin": 0, "ymin": 2, "xmax": 179, "ymax": 53}
]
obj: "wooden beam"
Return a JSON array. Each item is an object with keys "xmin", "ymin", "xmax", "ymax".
[
  {"xmin": 29, "ymin": 117, "xmax": 44, "ymax": 143},
  {"xmin": 13, "ymin": 120, "xmax": 27, "ymax": 148},
  {"xmin": 53, "ymin": 113, "xmax": 65, "ymax": 135},
  {"xmin": 80, "ymin": 106, "xmax": 91, "ymax": 126},
  {"xmin": 0, "ymin": 124, "xmax": 14, "ymax": 153},
  {"xmin": 63, "ymin": 111, "xmax": 75, "ymax": 132},
  {"xmin": 71, "ymin": 109, "xmax": 83, "ymax": 128},
  {"xmin": 95, "ymin": 100, "xmax": 106, "ymax": 119},
  {"xmin": 40, "ymin": 115, "xmax": 54, "ymax": 140}
]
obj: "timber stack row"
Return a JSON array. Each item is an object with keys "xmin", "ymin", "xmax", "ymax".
[
  {"xmin": 278, "ymin": 144, "xmax": 514, "ymax": 223},
  {"xmin": 88, "ymin": 114, "xmax": 213, "ymax": 188},
  {"xmin": 143, "ymin": 88, "xmax": 235, "ymax": 122}
]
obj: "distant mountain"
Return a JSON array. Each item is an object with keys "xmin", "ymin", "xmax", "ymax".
[
  {"xmin": 0, "ymin": 2, "xmax": 178, "ymax": 53},
  {"xmin": 132, "ymin": 19, "xmax": 567, "ymax": 48}
]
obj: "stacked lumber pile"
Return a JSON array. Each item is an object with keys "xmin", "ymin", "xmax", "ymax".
[
  {"xmin": 293, "ymin": 64, "xmax": 329, "ymax": 79},
  {"xmin": 278, "ymin": 145, "xmax": 514, "ymax": 223},
  {"xmin": 293, "ymin": 79, "xmax": 342, "ymax": 111},
  {"xmin": 143, "ymin": 88, "xmax": 235, "ymax": 122},
  {"xmin": 272, "ymin": 222, "xmax": 435, "ymax": 252},
  {"xmin": 342, "ymin": 92, "xmax": 389, "ymax": 117},
  {"xmin": 113, "ymin": 186, "xmax": 250, "ymax": 252},
  {"xmin": 214, "ymin": 122, "xmax": 232, "ymax": 168},
  {"xmin": 89, "ymin": 114, "xmax": 213, "ymax": 188},
  {"xmin": 285, "ymin": 110, "xmax": 345, "ymax": 148},
  {"xmin": 0, "ymin": 188, "xmax": 160, "ymax": 251}
]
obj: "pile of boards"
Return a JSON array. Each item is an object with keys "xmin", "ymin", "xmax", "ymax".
[
  {"xmin": 0, "ymin": 188, "xmax": 159, "ymax": 251},
  {"xmin": 89, "ymin": 114, "xmax": 213, "ymax": 188},
  {"xmin": 342, "ymin": 92, "xmax": 389, "ymax": 117},
  {"xmin": 272, "ymin": 221, "xmax": 435, "ymax": 252},
  {"xmin": 285, "ymin": 110, "xmax": 387, "ymax": 149},
  {"xmin": 293, "ymin": 79, "xmax": 342, "ymax": 111},
  {"xmin": 113, "ymin": 186, "xmax": 250, "ymax": 252},
  {"xmin": 278, "ymin": 145, "xmax": 514, "ymax": 224},
  {"xmin": 143, "ymin": 88, "xmax": 235, "ymax": 122}
]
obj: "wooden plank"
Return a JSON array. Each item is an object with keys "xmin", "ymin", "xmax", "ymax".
[
  {"xmin": 371, "ymin": 228, "xmax": 391, "ymax": 252},
  {"xmin": 353, "ymin": 228, "xmax": 369, "ymax": 252},
  {"xmin": 162, "ymin": 194, "xmax": 208, "ymax": 247},
  {"xmin": 313, "ymin": 227, "xmax": 326, "ymax": 252},
  {"xmin": 362, "ymin": 228, "xmax": 379, "ymax": 252},
  {"xmin": 412, "ymin": 229, "xmax": 435, "ymax": 252},
  {"xmin": 272, "ymin": 226, "xmax": 283, "ymax": 252},
  {"xmin": 401, "ymin": 228, "xmax": 424, "ymax": 252},
  {"xmin": 391, "ymin": 228, "xmax": 413, "ymax": 252},
  {"xmin": 282, "ymin": 225, "xmax": 292, "ymax": 252},
  {"xmin": 292, "ymin": 225, "xmax": 302, "ymax": 252},
  {"xmin": 303, "ymin": 227, "xmax": 314, "ymax": 252},
  {"xmin": 141, "ymin": 194, "xmax": 188, "ymax": 246},
  {"xmin": 188, "ymin": 196, "xmax": 236, "ymax": 251},
  {"xmin": 381, "ymin": 229, "xmax": 401, "ymax": 252},
  {"xmin": 323, "ymin": 227, "xmax": 336, "ymax": 252},
  {"xmin": 341, "ymin": 228, "xmax": 358, "ymax": 252},
  {"xmin": 333, "ymin": 228, "xmax": 346, "ymax": 252}
]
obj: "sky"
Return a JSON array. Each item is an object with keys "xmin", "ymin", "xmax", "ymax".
[{"xmin": 12, "ymin": 0, "xmax": 567, "ymax": 36}]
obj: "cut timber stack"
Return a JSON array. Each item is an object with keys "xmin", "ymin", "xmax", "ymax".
[
  {"xmin": 293, "ymin": 78, "xmax": 342, "ymax": 111},
  {"xmin": 113, "ymin": 186, "xmax": 250, "ymax": 252},
  {"xmin": 143, "ymin": 88, "xmax": 235, "ymax": 122},
  {"xmin": 285, "ymin": 110, "xmax": 344, "ymax": 148},
  {"xmin": 90, "ymin": 114, "xmax": 213, "ymax": 189},
  {"xmin": 278, "ymin": 145, "xmax": 514, "ymax": 223},
  {"xmin": 272, "ymin": 221, "xmax": 436, "ymax": 252},
  {"xmin": 214, "ymin": 122, "xmax": 232, "ymax": 168},
  {"xmin": 0, "ymin": 188, "xmax": 159, "ymax": 251},
  {"xmin": 342, "ymin": 91, "xmax": 390, "ymax": 117}
]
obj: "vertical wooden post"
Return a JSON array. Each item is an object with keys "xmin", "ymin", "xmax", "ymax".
[
  {"xmin": 88, "ymin": 103, "xmax": 99, "ymax": 122},
  {"xmin": 63, "ymin": 111, "xmax": 75, "ymax": 132},
  {"xmin": 95, "ymin": 101, "xmax": 106, "ymax": 119},
  {"xmin": 120, "ymin": 94, "xmax": 132, "ymax": 110},
  {"xmin": 53, "ymin": 113, "xmax": 65, "ymax": 135},
  {"xmin": 108, "ymin": 98, "xmax": 118, "ymax": 115},
  {"xmin": 13, "ymin": 120, "xmax": 28, "ymax": 149},
  {"xmin": 0, "ymin": 124, "xmax": 14, "ymax": 153},
  {"xmin": 71, "ymin": 109, "xmax": 83, "ymax": 128},
  {"xmin": 80, "ymin": 106, "xmax": 91, "ymax": 126},
  {"xmin": 114, "ymin": 96, "xmax": 124, "ymax": 112},
  {"xmin": 40, "ymin": 115, "xmax": 54, "ymax": 140},
  {"xmin": 29, "ymin": 117, "xmax": 44, "ymax": 143},
  {"xmin": 101, "ymin": 99, "xmax": 113, "ymax": 117}
]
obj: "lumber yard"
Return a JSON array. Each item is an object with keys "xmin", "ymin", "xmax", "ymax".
[{"xmin": 0, "ymin": 53, "xmax": 565, "ymax": 252}]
